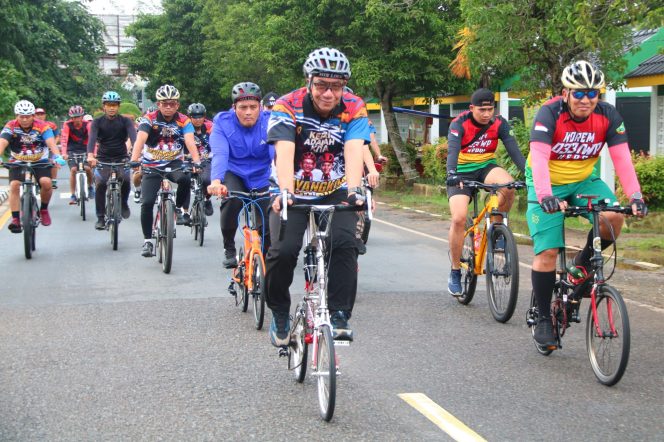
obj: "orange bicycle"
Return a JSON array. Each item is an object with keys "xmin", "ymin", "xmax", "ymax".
[{"xmin": 226, "ymin": 189, "xmax": 271, "ymax": 330}]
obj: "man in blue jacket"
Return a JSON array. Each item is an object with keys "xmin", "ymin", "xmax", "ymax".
[{"xmin": 207, "ymin": 82, "xmax": 273, "ymax": 268}]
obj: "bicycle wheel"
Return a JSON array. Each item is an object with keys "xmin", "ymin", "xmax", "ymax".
[
  {"xmin": 197, "ymin": 201, "xmax": 205, "ymax": 247},
  {"xmin": 21, "ymin": 193, "xmax": 33, "ymax": 259},
  {"xmin": 316, "ymin": 324, "xmax": 336, "ymax": 422},
  {"xmin": 457, "ymin": 217, "xmax": 477, "ymax": 305},
  {"xmin": 235, "ymin": 246, "xmax": 249, "ymax": 312},
  {"xmin": 586, "ymin": 285, "xmax": 630, "ymax": 386},
  {"xmin": 529, "ymin": 291, "xmax": 554, "ymax": 356},
  {"xmin": 252, "ymin": 254, "xmax": 266, "ymax": 330},
  {"xmin": 155, "ymin": 208, "xmax": 163, "ymax": 263},
  {"xmin": 161, "ymin": 200, "xmax": 175, "ymax": 274},
  {"xmin": 78, "ymin": 173, "xmax": 86, "ymax": 221},
  {"xmin": 110, "ymin": 190, "xmax": 120, "ymax": 250},
  {"xmin": 486, "ymin": 224, "xmax": 519, "ymax": 323},
  {"xmin": 289, "ymin": 307, "xmax": 308, "ymax": 383},
  {"xmin": 359, "ymin": 210, "xmax": 371, "ymax": 244}
]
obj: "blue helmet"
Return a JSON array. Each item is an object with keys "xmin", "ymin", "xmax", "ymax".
[{"xmin": 102, "ymin": 91, "xmax": 121, "ymax": 103}]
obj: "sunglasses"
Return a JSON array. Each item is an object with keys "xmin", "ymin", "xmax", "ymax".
[
  {"xmin": 312, "ymin": 81, "xmax": 344, "ymax": 93},
  {"xmin": 159, "ymin": 100, "xmax": 179, "ymax": 108},
  {"xmin": 571, "ymin": 89, "xmax": 600, "ymax": 100}
]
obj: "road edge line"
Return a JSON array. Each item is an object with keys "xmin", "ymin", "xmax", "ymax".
[{"xmin": 0, "ymin": 209, "xmax": 11, "ymax": 230}]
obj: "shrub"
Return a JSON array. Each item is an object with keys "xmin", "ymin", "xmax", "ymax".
[
  {"xmin": 632, "ymin": 153, "xmax": 664, "ymax": 209},
  {"xmin": 495, "ymin": 118, "xmax": 530, "ymax": 180},
  {"xmin": 420, "ymin": 140, "xmax": 448, "ymax": 184},
  {"xmin": 379, "ymin": 142, "xmax": 418, "ymax": 176}
]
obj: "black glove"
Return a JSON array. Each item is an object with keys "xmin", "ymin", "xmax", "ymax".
[
  {"xmin": 347, "ymin": 192, "xmax": 366, "ymax": 206},
  {"xmin": 446, "ymin": 171, "xmax": 461, "ymax": 187},
  {"xmin": 540, "ymin": 195, "xmax": 562, "ymax": 213},
  {"xmin": 629, "ymin": 197, "xmax": 648, "ymax": 216}
]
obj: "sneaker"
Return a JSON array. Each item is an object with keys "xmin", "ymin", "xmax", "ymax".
[
  {"xmin": 40, "ymin": 209, "xmax": 51, "ymax": 226},
  {"xmin": 52, "ymin": 179, "xmax": 58, "ymax": 189},
  {"xmin": 269, "ymin": 311, "xmax": 291, "ymax": 347},
  {"xmin": 447, "ymin": 269, "xmax": 462, "ymax": 297},
  {"xmin": 88, "ymin": 186, "xmax": 95, "ymax": 199},
  {"xmin": 95, "ymin": 217, "xmax": 106, "ymax": 230},
  {"xmin": 534, "ymin": 316, "xmax": 557, "ymax": 347},
  {"xmin": 8, "ymin": 217, "xmax": 22, "ymax": 233},
  {"xmin": 331, "ymin": 310, "xmax": 353, "ymax": 341},
  {"xmin": 223, "ymin": 249, "xmax": 238, "ymax": 269},
  {"xmin": 141, "ymin": 241, "xmax": 154, "ymax": 257},
  {"xmin": 69, "ymin": 195, "xmax": 78, "ymax": 205},
  {"xmin": 133, "ymin": 189, "xmax": 141, "ymax": 204},
  {"xmin": 176, "ymin": 209, "xmax": 191, "ymax": 226},
  {"xmin": 204, "ymin": 199, "xmax": 213, "ymax": 216},
  {"xmin": 357, "ymin": 238, "xmax": 367, "ymax": 255},
  {"xmin": 121, "ymin": 203, "xmax": 130, "ymax": 219}
]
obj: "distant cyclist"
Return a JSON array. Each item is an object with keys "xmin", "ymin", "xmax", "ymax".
[
  {"xmin": 130, "ymin": 84, "xmax": 201, "ymax": 257},
  {"xmin": 87, "ymin": 91, "xmax": 137, "ymax": 230},
  {"xmin": 207, "ymin": 82, "xmax": 273, "ymax": 268},
  {"xmin": 445, "ymin": 88, "xmax": 526, "ymax": 297},
  {"xmin": 187, "ymin": 102, "xmax": 214, "ymax": 216},
  {"xmin": 0, "ymin": 100, "xmax": 66, "ymax": 232},
  {"xmin": 528, "ymin": 60, "xmax": 647, "ymax": 347},
  {"xmin": 261, "ymin": 92, "xmax": 279, "ymax": 111},
  {"xmin": 61, "ymin": 105, "xmax": 93, "ymax": 205}
]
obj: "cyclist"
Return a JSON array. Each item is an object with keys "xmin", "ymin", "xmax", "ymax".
[
  {"xmin": 262, "ymin": 92, "xmax": 279, "ymax": 111},
  {"xmin": 528, "ymin": 60, "xmax": 647, "ymax": 347},
  {"xmin": 87, "ymin": 91, "xmax": 137, "ymax": 230},
  {"xmin": 265, "ymin": 47, "xmax": 369, "ymax": 346},
  {"xmin": 34, "ymin": 107, "xmax": 61, "ymax": 189},
  {"xmin": 0, "ymin": 100, "xmax": 66, "ymax": 232},
  {"xmin": 130, "ymin": 84, "xmax": 201, "ymax": 257},
  {"xmin": 61, "ymin": 105, "xmax": 93, "ymax": 205},
  {"xmin": 207, "ymin": 82, "xmax": 273, "ymax": 268},
  {"xmin": 187, "ymin": 102, "xmax": 214, "ymax": 216},
  {"xmin": 446, "ymin": 88, "xmax": 526, "ymax": 297}
]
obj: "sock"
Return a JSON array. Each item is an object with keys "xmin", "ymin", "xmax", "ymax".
[
  {"xmin": 40, "ymin": 202, "xmax": 48, "ymax": 210},
  {"xmin": 12, "ymin": 211, "xmax": 19, "ymax": 219},
  {"xmin": 532, "ymin": 270, "xmax": 556, "ymax": 318}
]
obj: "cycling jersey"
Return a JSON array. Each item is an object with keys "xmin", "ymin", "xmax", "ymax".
[
  {"xmin": 526, "ymin": 96, "xmax": 627, "ymax": 185},
  {"xmin": 0, "ymin": 119, "xmax": 54, "ymax": 162},
  {"xmin": 447, "ymin": 111, "xmax": 525, "ymax": 173},
  {"xmin": 44, "ymin": 120, "xmax": 59, "ymax": 138},
  {"xmin": 268, "ymin": 87, "xmax": 370, "ymax": 199},
  {"xmin": 137, "ymin": 110, "xmax": 194, "ymax": 165},
  {"xmin": 193, "ymin": 119, "xmax": 213, "ymax": 160},
  {"xmin": 88, "ymin": 115, "xmax": 137, "ymax": 161},
  {"xmin": 61, "ymin": 120, "xmax": 91, "ymax": 155}
]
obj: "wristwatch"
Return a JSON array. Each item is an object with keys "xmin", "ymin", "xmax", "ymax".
[{"xmin": 630, "ymin": 192, "xmax": 643, "ymax": 200}]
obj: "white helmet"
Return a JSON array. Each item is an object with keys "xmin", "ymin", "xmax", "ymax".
[
  {"xmin": 14, "ymin": 100, "xmax": 36, "ymax": 115},
  {"xmin": 561, "ymin": 60, "xmax": 605, "ymax": 89},
  {"xmin": 303, "ymin": 47, "xmax": 351, "ymax": 80},
  {"xmin": 155, "ymin": 84, "xmax": 181, "ymax": 101}
]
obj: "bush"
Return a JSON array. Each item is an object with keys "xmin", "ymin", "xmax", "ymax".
[
  {"xmin": 633, "ymin": 153, "xmax": 664, "ymax": 209},
  {"xmin": 420, "ymin": 140, "xmax": 448, "ymax": 185},
  {"xmin": 495, "ymin": 118, "xmax": 530, "ymax": 180},
  {"xmin": 119, "ymin": 102, "xmax": 141, "ymax": 119},
  {"xmin": 379, "ymin": 142, "xmax": 418, "ymax": 176}
]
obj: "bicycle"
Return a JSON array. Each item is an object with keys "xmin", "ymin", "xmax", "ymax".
[
  {"xmin": 70, "ymin": 153, "xmax": 89, "ymax": 221},
  {"xmin": 188, "ymin": 161, "xmax": 208, "ymax": 247},
  {"xmin": 526, "ymin": 195, "xmax": 632, "ymax": 386},
  {"xmin": 97, "ymin": 161, "xmax": 129, "ymax": 251},
  {"xmin": 225, "ymin": 189, "xmax": 271, "ymax": 330},
  {"xmin": 3, "ymin": 161, "xmax": 50, "ymax": 259},
  {"xmin": 456, "ymin": 180, "xmax": 525, "ymax": 323},
  {"xmin": 140, "ymin": 163, "xmax": 189, "ymax": 274},
  {"xmin": 358, "ymin": 174, "xmax": 376, "ymax": 246},
  {"xmin": 278, "ymin": 192, "xmax": 367, "ymax": 422}
]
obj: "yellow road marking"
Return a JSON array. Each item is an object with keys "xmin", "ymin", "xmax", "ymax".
[
  {"xmin": 0, "ymin": 209, "xmax": 11, "ymax": 230},
  {"xmin": 399, "ymin": 393, "xmax": 487, "ymax": 442}
]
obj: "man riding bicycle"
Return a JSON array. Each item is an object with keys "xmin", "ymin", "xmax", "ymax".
[
  {"xmin": 446, "ymin": 88, "xmax": 526, "ymax": 297},
  {"xmin": 207, "ymin": 82, "xmax": 273, "ymax": 269},
  {"xmin": 265, "ymin": 47, "xmax": 369, "ymax": 346},
  {"xmin": 527, "ymin": 60, "xmax": 647, "ymax": 347},
  {"xmin": 0, "ymin": 100, "xmax": 66, "ymax": 232},
  {"xmin": 130, "ymin": 84, "xmax": 201, "ymax": 257},
  {"xmin": 34, "ymin": 107, "xmax": 62, "ymax": 189},
  {"xmin": 87, "ymin": 91, "xmax": 137, "ymax": 230},
  {"xmin": 186, "ymin": 102, "xmax": 214, "ymax": 216},
  {"xmin": 61, "ymin": 105, "xmax": 93, "ymax": 205}
]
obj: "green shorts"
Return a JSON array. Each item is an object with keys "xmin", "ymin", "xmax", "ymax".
[{"xmin": 526, "ymin": 176, "xmax": 616, "ymax": 255}]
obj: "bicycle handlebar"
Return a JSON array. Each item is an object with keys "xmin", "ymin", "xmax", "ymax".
[
  {"xmin": 96, "ymin": 161, "xmax": 130, "ymax": 168},
  {"xmin": 461, "ymin": 180, "xmax": 526, "ymax": 191},
  {"xmin": 225, "ymin": 189, "xmax": 272, "ymax": 200}
]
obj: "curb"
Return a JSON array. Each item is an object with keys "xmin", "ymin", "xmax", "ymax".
[
  {"xmin": 0, "ymin": 190, "xmax": 7, "ymax": 204},
  {"xmin": 376, "ymin": 200, "xmax": 663, "ymax": 271}
]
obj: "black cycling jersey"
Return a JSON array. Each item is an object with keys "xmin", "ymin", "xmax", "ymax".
[{"xmin": 87, "ymin": 115, "xmax": 137, "ymax": 160}]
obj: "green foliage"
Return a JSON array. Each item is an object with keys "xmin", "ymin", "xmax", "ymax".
[
  {"xmin": 379, "ymin": 142, "xmax": 417, "ymax": 176},
  {"xmin": 420, "ymin": 140, "xmax": 449, "ymax": 185},
  {"xmin": 119, "ymin": 103, "xmax": 142, "ymax": 118},
  {"xmin": 496, "ymin": 118, "xmax": 530, "ymax": 180},
  {"xmin": 633, "ymin": 154, "xmax": 664, "ymax": 209}
]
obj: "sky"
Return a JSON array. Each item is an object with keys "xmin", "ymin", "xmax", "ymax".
[{"xmin": 82, "ymin": 0, "xmax": 162, "ymax": 15}]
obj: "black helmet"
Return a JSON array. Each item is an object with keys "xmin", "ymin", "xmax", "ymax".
[
  {"xmin": 262, "ymin": 92, "xmax": 279, "ymax": 107},
  {"xmin": 187, "ymin": 103, "xmax": 206, "ymax": 118}
]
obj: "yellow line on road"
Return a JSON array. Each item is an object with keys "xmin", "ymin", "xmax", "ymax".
[
  {"xmin": 0, "ymin": 209, "xmax": 11, "ymax": 230},
  {"xmin": 399, "ymin": 393, "xmax": 487, "ymax": 442}
]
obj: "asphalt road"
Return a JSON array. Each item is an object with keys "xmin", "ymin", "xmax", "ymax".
[{"xmin": 0, "ymin": 181, "xmax": 663, "ymax": 441}]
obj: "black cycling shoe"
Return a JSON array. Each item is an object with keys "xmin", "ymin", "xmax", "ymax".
[
  {"xmin": 223, "ymin": 249, "xmax": 238, "ymax": 269},
  {"xmin": 95, "ymin": 217, "xmax": 106, "ymax": 230},
  {"xmin": 204, "ymin": 199, "xmax": 213, "ymax": 216},
  {"xmin": 331, "ymin": 310, "xmax": 353, "ymax": 341},
  {"xmin": 534, "ymin": 316, "xmax": 557, "ymax": 347},
  {"xmin": 141, "ymin": 241, "xmax": 154, "ymax": 257},
  {"xmin": 121, "ymin": 203, "xmax": 130, "ymax": 219},
  {"xmin": 176, "ymin": 209, "xmax": 191, "ymax": 226}
]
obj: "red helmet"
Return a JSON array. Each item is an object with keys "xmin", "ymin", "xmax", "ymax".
[
  {"xmin": 68, "ymin": 105, "xmax": 85, "ymax": 117},
  {"xmin": 301, "ymin": 152, "xmax": 316, "ymax": 162},
  {"xmin": 321, "ymin": 152, "xmax": 334, "ymax": 163}
]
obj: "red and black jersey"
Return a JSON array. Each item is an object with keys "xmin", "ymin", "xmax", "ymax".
[{"xmin": 61, "ymin": 120, "xmax": 91, "ymax": 154}]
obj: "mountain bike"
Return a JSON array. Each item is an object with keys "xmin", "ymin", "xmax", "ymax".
[
  {"xmin": 526, "ymin": 195, "xmax": 632, "ymax": 386},
  {"xmin": 225, "ymin": 189, "xmax": 271, "ymax": 330},
  {"xmin": 97, "ymin": 161, "xmax": 128, "ymax": 251},
  {"xmin": 358, "ymin": 175, "xmax": 375, "ymax": 245},
  {"xmin": 189, "ymin": 161, "xmax": 208, "ymax": 247},
  {"xmin": 71, "ymin": 153, "xmax": 89, "ymax": 221},
  {"xmin": 278, "ymin": 193, "xmax": 365, "ymax": 421},
  {"xmin": 457, "ymin": 180, "xmax": 525, "ymax": 322},
  {"xmin": 3, "ymin": 161, "xmax": 50, "ymax": 259}
]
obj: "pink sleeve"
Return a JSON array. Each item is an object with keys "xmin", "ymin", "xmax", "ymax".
[
  {"xmin": 60, "ymin": 122, "xmax": 69, "ymax": 155},
  {"xmin": 530, "ymin": 141, "xmax": 553, "ymax": 202},
  {"xmin": 609, "ymin": 142, "xmax": 641, "ymax": 198}
]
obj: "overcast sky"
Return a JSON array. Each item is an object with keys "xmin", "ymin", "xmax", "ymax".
[{"xmin": 82, "ymin": 0, "xmax": 162, "ymax": 15}]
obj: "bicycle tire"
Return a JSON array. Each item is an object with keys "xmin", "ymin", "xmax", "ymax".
[
  {"xmin": 197, "ymin": 202, "xmax": 205, "ymax": 247},
  {"xmin": 289, "ymin": 307, "xmax": 308, "ymax": 383},
  {"xmin": 457, "ymin": 217, "xmax": 477, "ymax": 305},
  {"xmin": 586, "ymin": 285, "xmax": 630, "ymax": 386},
  {"xmin": 21, "ymin": 193, "xmax": 33, "ymax": 259},
  {"xmin": 110, "ymin": 190, "xmax": 120, "ymax": 250},
  {"xmin": 155, "ymin": 207, "xmax": 163, "ymax": 264},
  {"xmin": 252, "ymin": 254, "xmax": 266, "ymax": 330},
  {"xmin": 529, "ymin": 291, "xmax": 554, "ymax": 356},
  {"xmin": 235, "ymin": 246, "xmax": 249, "ymax": 312},
  {"xmin": 316, "ymin": 324, "xmax": 336, "ymax": 422},
  {"xmin": 78, "ymin": 173, "xmax": 86, "ymax": 221},
  {"xmin": 360, "ymin": 210, "xmax": 371, "ymax": 244},
  {"xmin": 161, "ymin": 200, "xmax": 174, "ymax": 274},
  {"xmin": 190, "ymin": 201, "xmax": 199, "ymax": 239},
  {"xmin": 486, "ymin": 224, "xmax": 519, "ymax": 322}
]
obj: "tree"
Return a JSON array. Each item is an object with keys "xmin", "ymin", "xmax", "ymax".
[{"xmin": 457, "ymin": 0, "xmax": 663, "ymax": 104}]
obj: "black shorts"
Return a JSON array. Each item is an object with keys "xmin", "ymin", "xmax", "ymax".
[
  {"xmin": 446, "ymin": 163, "xmax": 500, "ymax": 199},
  {"xmin": 9, "ymin": 163, "xmax": 52, "ymax": 182}
]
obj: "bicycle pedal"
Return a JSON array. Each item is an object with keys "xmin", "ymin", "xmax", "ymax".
[{"xmin": 278, "ymin": 346, "xmax": 290, "ymax": 357}]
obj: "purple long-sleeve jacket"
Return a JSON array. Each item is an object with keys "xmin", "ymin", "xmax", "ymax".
[{"xmin": 210, "ymin": 110, "xmax": 273, "ymax": 189}]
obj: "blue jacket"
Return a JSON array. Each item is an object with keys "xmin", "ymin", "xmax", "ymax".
[{"xmin": 210, "ymin": 110, "xmax": 273, "ymax": 189}]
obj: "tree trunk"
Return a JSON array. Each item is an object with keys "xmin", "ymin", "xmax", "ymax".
[{"xmin": 377, "ymin": 82, "xmax": 418, "ymax": 182}]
